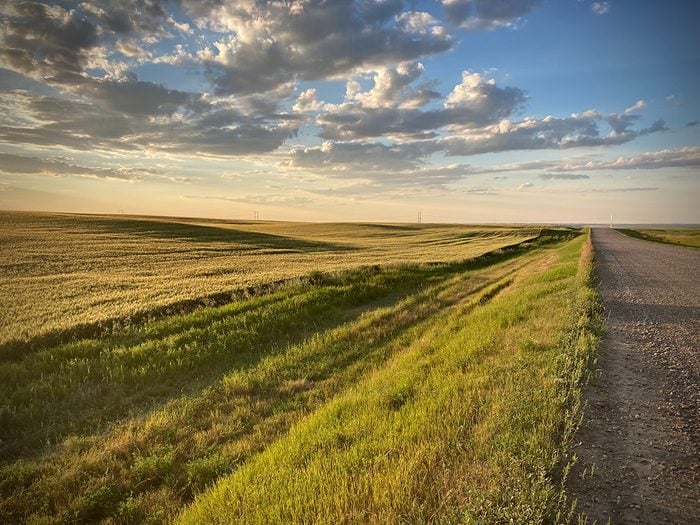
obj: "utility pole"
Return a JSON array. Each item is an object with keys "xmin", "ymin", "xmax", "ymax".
[
  {"xmin": 418, "ymin": 211, "xmax": 422, "ymax": 224},
  {"xmin": 610, "ymin": 211, "xmax": 613, "ymax": 229},
  {"xmin": 253, "ymin": 210, "xmax": 259, "ymax": 221}
]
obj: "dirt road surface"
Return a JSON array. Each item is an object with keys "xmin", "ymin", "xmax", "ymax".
[{"xmin": 567, "ymin": 228, "xmax": 700, "ymax": 523}]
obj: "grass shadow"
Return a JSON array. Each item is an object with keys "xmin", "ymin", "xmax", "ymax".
[{"xmin": 81, "ymin": 216, "xmax": 352, "ymax": 252}]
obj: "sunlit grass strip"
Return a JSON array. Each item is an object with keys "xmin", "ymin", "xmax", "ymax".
[
  {"xmin": 0, "ymin": 248, "xmax": 540, "ymax": 523},
  {"xmin": 0, "ymin": 244, "xmax": 545, "ymax": 461},
  {"xmin": 178, "ymin": 234, "xmax": 599, "ymax": 524},
  {"xmin": 617, "ymin": 227, "xmax": 700, "ymax": 248}
]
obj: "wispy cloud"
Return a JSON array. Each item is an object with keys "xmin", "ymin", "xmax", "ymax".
[
  {"xmin": 442, "ymin": 0, "xmax": 540, "ymax": 30},
  {"xmin": 624, "ymin": 100, "xmax": 645, "ymax": 114},
  {"xmin": 591, "ymin": 2, "xmax": 611, "ymax": 15},
  {"xmin": 0, "ymin": 152, "xmax": 191, "ymax": 182},
  {"xmin": 587, "ymin": 187, "xmax": 658, "ymax": 193},
  {"xmin": 183, "ymin": 193, "xmax": 313, "ymax": 206},
  {"xmin": 538, "ymin": 173, "xmax": 590, "ymax": 180}
]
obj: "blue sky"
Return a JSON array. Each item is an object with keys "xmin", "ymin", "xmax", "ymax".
[{"xmin": 0, "ymin": 0, "xmax": 698, "ymax": 223}]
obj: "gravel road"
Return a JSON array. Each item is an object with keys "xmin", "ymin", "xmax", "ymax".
[{"xmin": 567, "ymin": 228, "xmax": 700, "ymax": 523}]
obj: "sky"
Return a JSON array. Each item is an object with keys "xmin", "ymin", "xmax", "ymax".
[{"xmin": 0, "ymin": 0, "xmax": 698, "ymax": 224}]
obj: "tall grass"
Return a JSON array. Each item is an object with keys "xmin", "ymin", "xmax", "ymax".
[
  {"xmin": 178, "ymin": 234, "xmax": 600, "ymax": 524},
  {"xmin": 0, "ymin": 238, "xmax": 560, "ymax": 524},
  {"xmin": 0, "ymin": 216, "xmax": 592, "ymax": 524}
]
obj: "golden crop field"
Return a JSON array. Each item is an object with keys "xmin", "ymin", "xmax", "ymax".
[{"xmin": 0, "ymin": 212, "xmax": 542, "ymax": 352}]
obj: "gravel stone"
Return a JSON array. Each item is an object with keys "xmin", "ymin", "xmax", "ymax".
[{"xmin": 567, "ymin": 228, "xmax": 700, "ymax": 524}]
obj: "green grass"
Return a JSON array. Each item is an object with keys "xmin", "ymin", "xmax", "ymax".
[
  {"xmin": 0, "ymin": 212, "xmax": 548, "ymax": 353},
  {"xmin": 177, "ymin": 233, "xmax": 600, "ymax": 525},
  {"xmin": 0, "ymin": 215, "xmax": 599, "ymax": 524},
  {"xmin": 618, "ymin": 227, "xmax": 700, "ymax": 248}
]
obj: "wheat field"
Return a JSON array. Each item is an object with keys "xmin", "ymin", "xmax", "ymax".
[{"xmin": 0, "ymin": 212, "xmax": 542, "ymax": 353}]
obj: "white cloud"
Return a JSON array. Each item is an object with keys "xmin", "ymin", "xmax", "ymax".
[
  {"xmin": 190, "ymin": 1, "xmax": 453, "ymax": 95},
  {"xmin": 441, "ymin": 112, "xmax": 666, "ymax": 156},
  {"xmin": 564, "ymin": 146, "xmax": 700, "ymax": 171},
  {"xmin": 624, "ymin": 99, "xmax": 646, "ymax": 114},
  {"xmin": 347, "ymin": 62, "xmax": 434, "ymax": 109},
  {"xmin": 152, "ymin": 44, "xmax": 192, "ymax": 65},
  {"xmin": 293, "ymin": 89, "xmax": 325, "ymax": 113},
  {"xmin": 316, "ymin": 70, "xmax": 525, "ymax": 140},
  {"xmin": 591, "ymin": 2, "xmax": 611, "ymax": 15}
]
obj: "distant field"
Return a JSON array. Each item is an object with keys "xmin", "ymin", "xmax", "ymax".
[
  {"xmin": 618, "ymin": 228, "xmax": 700, "ymax": 248},
  {"xmin": 0, "ymin": 212, "xmax": 545, "ymax": 353}
]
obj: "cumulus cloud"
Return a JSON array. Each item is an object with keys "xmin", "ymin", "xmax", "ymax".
[
  {"xmin": 591, "ymin": 2, "xmax": 611, "ymax": 15},
  {"xmin": 0, "ymin": 89, "xmax": 299, "ymax": 157},
  {"xmin": 293, "ymin": 88, "xmax": 326, "ymax": 113},
  {"xmin": 281, "ymin": 102, "xmax": 671, "ymax": 188},
  {"xmin": 0, "ymin": 2, "xmax": 99, "ymax": 83},
  {"xmin": 347, "ymin": 62, "xmax": 439, "ymax": 109},
  {"xmin": 561, "ymin": 146, "xmax": 700, "ymax": 171},
  {"xmin": 284, "ymin": 140, "xmax": 441, "ymax": 174},
  {"xmin": 442, "ymin": 0, "xmax": 539, "ymax": 30},
  {"xmin": 316, "ymin": 70, "xmax": 525, "ymax": 140},
  {"xmin": 78, "ymin": 75, "xmax": 192, "ymax": 117},
  {"xmin": 0, "ymin": 1, "xmax": 193, "ymax": 82},
  {"xmin": 0, "ymin": 0, "xmax": 677, "ymax": 187},
  {"xmin": 0, "ymin": 0, "xmax": 458, "ymax": 158},
  {"xmin": 454, "ymin": 147, "xmax": 700, "ymax": 177},
  {"xmin": 192, "ymin": 3, "xmax": 453, "ymax": 95},
  {"xmin": 441, "ymin": 112, "xmax": 666, "ymax": 156}
]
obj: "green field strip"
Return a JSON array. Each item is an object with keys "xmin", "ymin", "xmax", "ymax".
[
  {"xmin": 0, "ymin": 245, "xmax": 553, "ymax": 524},
  {"xmin": 176, "ymin": 235, "xmax": 598, "ymax": 525}
]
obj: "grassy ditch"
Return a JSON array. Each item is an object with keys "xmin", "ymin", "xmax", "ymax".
[
  {"xmin": 0, "ymin": 236, "xmax": 566, "ymax": 524},
  {"xmin": 178, "ymin": 233, "xmax": 601, "ymax": 524}
]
